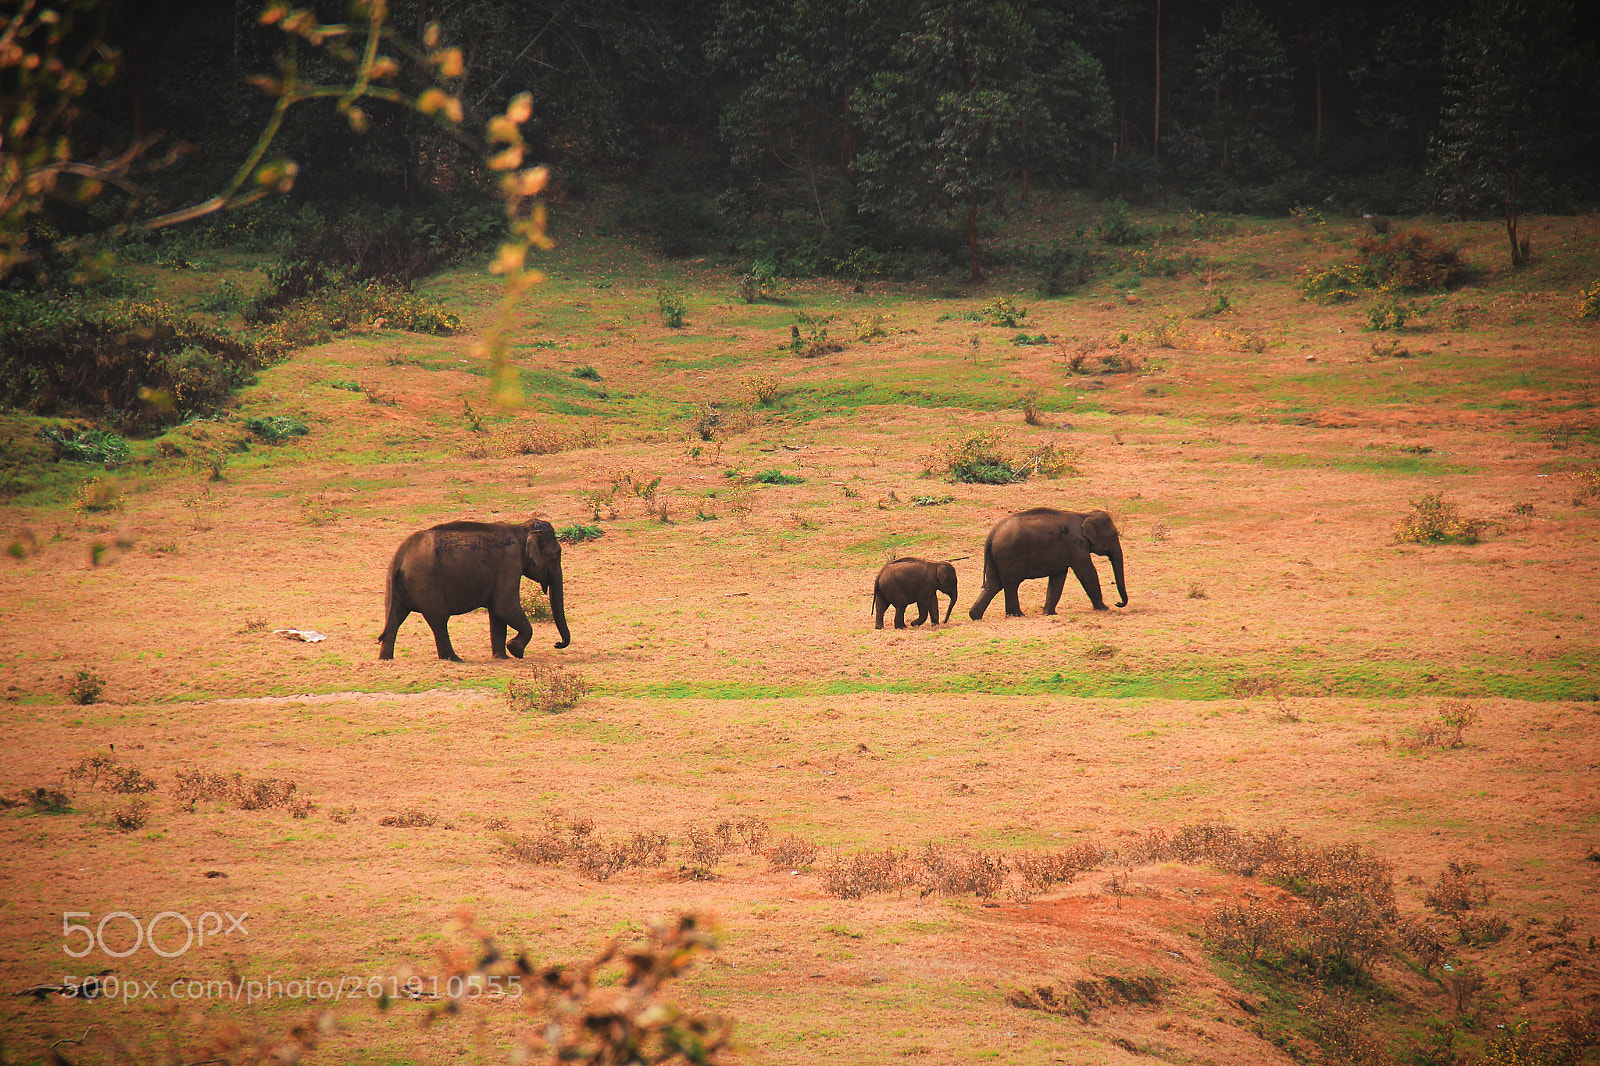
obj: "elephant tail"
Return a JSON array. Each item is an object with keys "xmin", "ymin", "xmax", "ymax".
[{"xmin": 980, "ymin": 539, "xmax": 999, "ymax": 591}]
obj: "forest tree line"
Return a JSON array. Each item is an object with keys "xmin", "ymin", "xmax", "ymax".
[{"xmin": 15, "ymin": 0, "xmax": 1600, "ymax": 276}]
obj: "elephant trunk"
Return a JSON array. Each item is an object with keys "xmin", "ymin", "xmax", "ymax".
[
  {"xmin": 548, "ymin": 572, "xmax": 571, "ymax": 648},
  {"xmin": 1109, "ymin": 545, "xmax": 1128, "ymax": 608}
]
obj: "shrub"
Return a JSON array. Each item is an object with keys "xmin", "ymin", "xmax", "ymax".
[
  {"xmin": 743, "ymin": 374, "xmax": 781, "ymax": 406},
  {"xmin": 791, "ymin": 311, "xmax": 840, "ymax": 357},
  {"xmin": 1035, "ymin": 240, "xmax": 1096, "ymax": 295},
  {"xmin": 750, "ymin": 468, "xmax": 804, "ymax": 485},
  {"xmin": 555, "ymin": 524, "xmax": 604, "ymax": 543},
  {"xmin": 68, "ymin": 670, "xmax": 105, "ymax": 705},
  {"xmin": 656, "ymin": 284, "xmax": 687, "ymax": 328},
  {"xmin": 507, "ymin": 665, "xmax": 591, "ymax": 714},
  {"xmin": 737, "ymin": 259, "xmax": 783, "ymax": 302},
  {"xmin": 981, "ymin": 295, "xmax": 1028, "ymax": 328},
  {"xmin": 1097, "ymin": 199, "xmax": 1144, "ymax": 245},
  {"xmin": 41, "ymin": 426, "xmax": 130, "ymax": 465},
  {"xmin": 571, "ymin": 365, "xmax": 601, "ymax": 380},
  {"xmin": 1366, "ymin": 298, "xmax": 1412, "ymax": 331},
  {"xmin": 244, "ymin": 415, "xmax": 308, "ymax": 442},
  {"xmin": 765, "ymin": 834, "xmax": 820, "ymax": 869},
  {"xmin": 1013, "ymin": 441, "xmax": 1078, "ymax": 479},
  {"xmin": 1300, "ymin": 262, "xmax": 1369, "ymax": 303},
  {"xmin": 1578, "ymin": 280, "xmax": 1600, "ymax": 320},
  {"xmin": 108, "ymin": 799, "xmax": 150, "ymax": 832},
  {"xmin": 1354, "ymin": 230, "xmax": 1465, "ymax": 292},
  {"xmin": 1, "ymin": 301, "xmax": 271, "ymax": 429},
  {"xmin": 928, "ymin": 431, "xmax": 1028, "ymax": 484},
  {"xmin": 1394, "ymin": 492, "xmax": 1486, "ymax": 545}
]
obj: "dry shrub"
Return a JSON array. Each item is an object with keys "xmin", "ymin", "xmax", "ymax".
[
  {"xmin": 171, "ymin": 770, "xmax": 236, "ymax": 812},
  {"xmin": 1354, "ymin": 230, "xmax": 1466, "ymax": 291},
  {"xmin": 822, "ymin": 849, "xmax": 909, "ymax": 899},
  {"xmin": 726, "ymin": 816, "xmax": 770, "ymax": 854},
  {"xmin": 28, "ymin": 787, "xmax": 73, "ymax": 813},
  {"xmin": 108, "ymin": 798, "xmax": 150, "ymax": 832},
  {"xmin": 506, "ymin": 664, "xmax": 591, "ymax": 714},
  {"xmin": 1395, "ymin": 492, "xmax": 1486, "ymax": 545},
  {"xmin": 1409, "ymin": 699, "xmax": 1479, "ymax": 748},
  {"xmin": 765, "ymin": 833, "xmax": 819, "ymax": 869},
  {"xmin": 744, "ymin": 374, "xmax": 781, "ymax": 406},
  {"xmin": 1304, "ymin": 990, "xmax": 1392, "ymax": 1066},
  {"xmin": 1397, "ymin": 915, "xmax": 1447, "ymax": 971},
  {"xmin": 441, "ymin": 913, "xmax": 731, "ymax": 1064},
  {"xmin": 503, "ymin": 425, "xmax": 568, "ymax": 456},
  {"xmin": 1010, "ymin": 845, "xmax": 1102, "ymax": 900},
  {"xmin": 169, "ymin": 770, "xmax": 307, "ymax": 814},
  {"xmin": 1007, "ymin": 984, "xmax": 1089, "ymax": 1020},
  {"xmin": 914, "ymin": 844, "xmax": 1008, "ymax": 898},
  {"xmin": 379, "ymin": 807, "xmax": 437, "ymax": 828},
  {"xmin": 682, "ymin": 823, "xmax": 729, "ymax": 867},
  {"xmin": 1204, "ymin": 900, "xmax": 1295, "ymax": 961},
  {"xmin": 68, "ymin": 752, "xmax": 159, "ymax": 794},
  {"xmin": 1021, "ymin": 391, "xmax": 1047, "ymax": 426},
  {"xmin": 67, "ymin": 668, "xmax": 107, "ymax": 704},
  {"xmin": 1014, "ymin": 441, "xmax": 1078, "ymax": 479}
]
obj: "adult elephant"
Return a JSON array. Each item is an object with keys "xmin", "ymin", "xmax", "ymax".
[
  {"xmin": 967, "ymin": 508, "xmax": 1126, "ymax": 619},
  {"xmin": 378, "ymin": 518, "xmax": 570, "ymax": 661},
  {"xmin": 872, "ymin": 557, "xmax": 958, "ymax": 629}
]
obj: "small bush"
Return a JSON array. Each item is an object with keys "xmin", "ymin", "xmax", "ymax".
[
  {"xmin": 981, "ymin": 295, "xmax": 1028, "ymax": 328},
  {"xmin": 503, "ymin": 425, "xmax": 569, "ymax": 455},
  {"xmin": 1098, "ymin": 199, "xmax": 1144, "ymax": 245},
  {"xmin": 41, "ymin": 427, "xmax": 130, "ymax": 465},
  {"xmin": 68, "ymin": 752, "xmax": 157, "ymax": 794},
  {"xmin": 68, "ymin": 670, "xmax": 105, "ymax": 705},
  {"xmin": 1014, "ymin": 441, "xmax": 1078, "ymax": 479},
  {"xmin": 737, "ymin": 260, "xmax": 783, "ymax": 302},
  {"xmin": 750, "ymin": 468, "xmax": 804, "ymax": 485},
  {"xmin": 928, "ymin": 431, "xmax": 1063, "ymax": 485},
  {"xmin": 171, "ymin": 770, "xmax": 306, "ymax": 814},
  {"xmin": 1300, "ymin": 262, "xmax": 1369, "ymax": 303},
  {"xmin": 1354, "ymin": 230, "xmax": 1465, "ymax": 292},
  {"xmin": 656, "ymin": 285, "xmax": 687, "ymax": 328},
  {"xmin": 28, "ymin": 787, "xmax": 73, "ymax": 813},
  {"xmin": 790, "ymin": 311, "xmax": 841, "ymax": 358},
  {"xmin": 555, "ymin": 524, "xmax": 604, "ymax": 543},
  {"xmin": 571, "ymin": 365, "xmax": 601, "ymax": 380},
  {"xmin": 765, "ymin": 834, "xmax": 820, "ymax": 869},
  {"xmin": 744, "ymin": 374, "xmax": 781, "ymax": 406},
  {"xmin": 822, "ymin": 848, "xmax": 910, "ymax": 899},
  {"xmin": 1395, "ymin": 492, "xmax": 1485, "ymax": 545},
  {"xmin": 1425, "ymin": 858, "xmax": 1490, "ymax": 915},
  {"xmin": 507, "ymin": 665, "xmax": 591, "ymax": 714},
  {"xmin": 1577, "ymin": 280, "xmax": 1600, "ymax": 319},
  {"xmin": 1411, "ymin": 699, "xmax": 1480, "ymax": 748},
  {"xmin": 1366, "ymin": 298, "xmax": 1412, "ymax": 331},
  {"xmin": 1035, "ymin": 240, "xmax": 1096, "ymax": 295},
  {"xmin": 244, "ymin": 415, "xmax": 309, "ymax": 442},
  {"xmin": 380, "ymin": 808, "xmax": 437, "ymax": 828},
  {"xmin": 108, "ymin": 799, "xmax": 150, "ymax": 832}
]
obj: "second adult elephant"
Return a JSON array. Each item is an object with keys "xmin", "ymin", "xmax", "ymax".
[{"xmin": 967, "ymin": 508, "xmax": 1127, "ymax": 619}]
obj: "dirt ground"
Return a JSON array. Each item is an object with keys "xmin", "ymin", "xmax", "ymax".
[{"xmin": 1, "ymin": 207, "xmax": 1598, "ymax": 1064}]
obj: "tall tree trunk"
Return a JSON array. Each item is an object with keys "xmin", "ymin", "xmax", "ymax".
[
  {"xmin": 967, "ymin": 204, "xmax": 982, "ymax": 282},
  {"xmin": 1506, "ymin": 170, "xmax": 1523, "ymax": 266},
  {"xmin": 1152, "ymin": 0, "xmax": 1162, "ymax": 161},
  {"xmin": 1314, "ymin": 56, "xmax": 1322, "ymax": 153}
]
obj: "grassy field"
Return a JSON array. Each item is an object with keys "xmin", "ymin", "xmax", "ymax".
[{"xmin": 2, "ymin": 196, "xmax": 1598, "ymax": 1064}]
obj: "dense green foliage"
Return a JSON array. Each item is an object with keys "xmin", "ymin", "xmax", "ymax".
[{"xmin": 9, "ymin": 0, "xmax": 1593, "ymax": 288}]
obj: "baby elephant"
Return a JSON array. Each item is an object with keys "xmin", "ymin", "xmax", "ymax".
[{"xmin": 872, "ymin": 557, "xmax": 958, "ymax": 629}]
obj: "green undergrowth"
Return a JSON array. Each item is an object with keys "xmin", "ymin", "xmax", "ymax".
[{"xmin": 615, "ymin": 658, "xmax": 1597, "ymax": 702}]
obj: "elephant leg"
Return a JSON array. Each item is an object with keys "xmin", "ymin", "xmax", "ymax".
[
  {"xmin": 490, "ymin": 613, "xmax": 509, "ymax": 659},
  {"xmin": 968, "ymin": 585, "xmax": 999, "ymax": 620},
  {"xmin": 378, "ymin": 585, "xmax": 411, "ymax": 661},
  {"xmin": 423, "ymin": 613, "xmax": 463, "ymax": 661},
  {"xmin": 874, "ymin": 592, "xmax": 887, "ymax": 630},
  {"xmin": 378, "ymin": 605, "xmax": 408, "ymax": 660},
  {"xmin": 893, "ymin": 604, "xmax": 907, "ymax": 629},
  {"xmin": 1072, "ymin": 557, "xmax": 1108, "ymax": 610},
  {"xmin": 913, "ymin": 592, "xmax": 935, "ymax": 626},
  {"xmin": 504, "ymin": 607, "xmax": 533, "ymax": 658},
  {"xmin": 1003, "ymin": 584, "xmax": 1024, "ymax": 616},
  {"xmin": 1043, "ymin": 572, "xmax": 1067, "ymax": 615}
]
